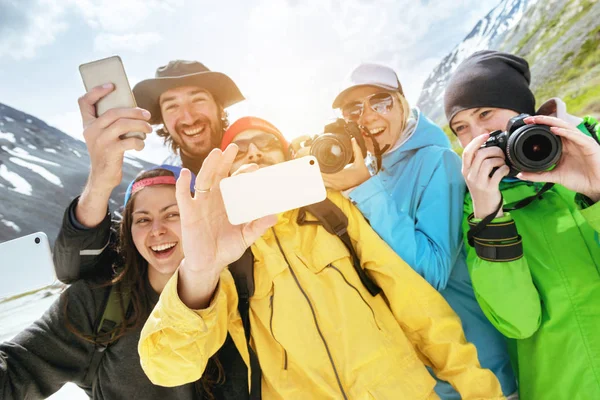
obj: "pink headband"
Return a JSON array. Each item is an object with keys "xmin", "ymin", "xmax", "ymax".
[{"xmin": 131, "ymin": 176, "xmax": 177, "ymax": 196}]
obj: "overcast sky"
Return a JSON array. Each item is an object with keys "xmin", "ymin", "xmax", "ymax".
[{"xmin": 0, "ymin": 0, "xmax": 501, "ymax": 162}]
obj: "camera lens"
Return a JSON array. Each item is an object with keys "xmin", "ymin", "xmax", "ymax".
[
  {"xmin": 522, "ymin": 134, "xmax": 552, "ymax": 162},
  {"xmin": 35, "ymin": 237, "xmax": 41, "ymax": 244},
  {"xmin": 310, "ymin": 133, "xmax": 353, "ymax": 174},
  {"xmin": 507, "ymin": 125, "xmax": 562, "ymax": 173}
]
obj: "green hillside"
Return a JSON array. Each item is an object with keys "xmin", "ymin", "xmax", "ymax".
[{"xmin": 441, "ymin": 0, "xmax": 600, "ymax": 154}]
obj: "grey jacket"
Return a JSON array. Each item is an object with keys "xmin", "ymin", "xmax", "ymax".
[
  {"xmin": 43, "ymin": 196, "xmax": 248, "ymax": 399},
  {"xmin": 0, "ymin": 278, "xmax": 201, "ymax": 399}
]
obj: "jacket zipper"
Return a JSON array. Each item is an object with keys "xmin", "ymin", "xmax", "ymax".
[
  {"xmin": 269, "ymin": 293, "xmax": 288, "ymax": 370},
  {"xmin": 272, "ymin": 230, "xmax": 348, "ymax": 400},
  {"xmin": 325, "ymin": 264, "xmax": 382, "ymax": 330}
]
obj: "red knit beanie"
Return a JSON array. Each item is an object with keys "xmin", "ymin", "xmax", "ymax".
[{"xmin": 221, "ymin": 116, "xmax": 289, "ymax": 153}]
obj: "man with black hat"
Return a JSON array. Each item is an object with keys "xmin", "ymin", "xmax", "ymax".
[
  {"xmin": 49, "ymin": 60, "xmax": 249, "ymax": 399},
  {"xmin": 53, "ymin": 60, "xmax": 244, "ymax": 283},
  {"xmin": 444, "ymin": 50, "xmax": 600, "ymax": 399}
]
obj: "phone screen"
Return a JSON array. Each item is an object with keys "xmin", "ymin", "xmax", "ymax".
[{"xmin": 219, "ymin": 157, "xmax": 327, "ymax": 225}]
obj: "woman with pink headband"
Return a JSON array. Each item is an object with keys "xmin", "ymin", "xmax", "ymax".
[{"xmin": 0, "ymin": 166, "xmax": 245, "ymax": 399}]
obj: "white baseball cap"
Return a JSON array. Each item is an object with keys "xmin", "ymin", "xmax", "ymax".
[{"xmin": 332, "ymin": 63, "xmax": 404, "ymax": 109}]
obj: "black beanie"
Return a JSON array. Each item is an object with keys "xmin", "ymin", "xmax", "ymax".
[{"xmin": 443, "ymin": 50, "xmax": 536, "ymax": 130}]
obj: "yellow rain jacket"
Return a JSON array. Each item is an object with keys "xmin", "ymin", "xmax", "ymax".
[{"xmin": 139, "ymin": 191, "xmax": 504, "ymax": 399}]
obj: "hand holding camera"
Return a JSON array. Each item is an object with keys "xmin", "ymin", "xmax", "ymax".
[
  {"xmin": 517, "ymin": 115, "xmax": 600, "ymax": 202},
  {"xmin": 320, "ymin": 138, "xmax": 371, "ymax": 191},
  {"xmin": 291, "ymin": 119, "xmax": 371, "ymax": 191},
  {"xmin": 465, "ymin": 113, "xmax": 566, "ymax": 219},
  {"xmin": 310, "ymin": 119, "xmax": 368, "ymax": 174},
  {"xmin": 481, "ymin": 114, "xmax": 562, "ymax": 177},
  {"xmin": 462, "ymin": 134, "xmax": 509, "ymax": 219}
]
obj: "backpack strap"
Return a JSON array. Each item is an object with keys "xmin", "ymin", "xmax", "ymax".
[
  {"xmin": 83, "ymin": 283, "xmax": 131, "ymax": 388},
  {"xmin": 228, "ymin": 249, "xmax": 262, "ymax": 400},
  {"xmin": 298, "ymin": 198, "xmax": 381, "ymax": 296}
]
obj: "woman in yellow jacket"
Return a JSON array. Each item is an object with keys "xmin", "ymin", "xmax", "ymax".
[{"xmin": 138, "ymin": 127, "xmax": 505, "ymax": 399}]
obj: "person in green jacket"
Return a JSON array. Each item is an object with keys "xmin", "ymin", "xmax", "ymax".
[{"xmin": 444, "ymin": 50, "xmax": 600, "ymax": 399}]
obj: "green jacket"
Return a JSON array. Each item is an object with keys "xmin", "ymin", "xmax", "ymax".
[{"xmin": 462, "ymin": 123, "xmax": 600, "ymax": 399}]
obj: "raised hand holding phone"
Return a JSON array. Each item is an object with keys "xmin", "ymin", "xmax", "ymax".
[
  {"xmin": 75, "ymin": 56, "xmax": 153, "ymax": 228},
  {"xmin": 79, "ymin": 56, "xmax": 147, "ymax": 141},
  {"xmin": 175, "ymin": 145, "xmax": 277, "ymax": 309}
]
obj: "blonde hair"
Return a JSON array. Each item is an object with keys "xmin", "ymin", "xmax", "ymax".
[{"xmin": 394, "ymin": 91, "xmax": 411, "ymax": 134}]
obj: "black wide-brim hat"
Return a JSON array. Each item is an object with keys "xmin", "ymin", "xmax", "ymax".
[{"xmin": 133, "ymin": 60, "xmax": 245, "ymax": 124}]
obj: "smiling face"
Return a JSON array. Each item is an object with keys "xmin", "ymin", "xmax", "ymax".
[
  {"xmin": 229, "ymin": 129, "xmax": 287, "ymax": 173},
  {"xmin": 339, "ymin": 86, "xmax": 407, "ymax": 154},
  {"xmin": 450, "ymin": 107, "xmax": 520, "ymax": 148},
  {"xmin": 159, "ymin": 86, "xmax": 223, "ymax": 160},
  {"xmin": 130, "ymin": 185, "xmax": 183, "ymax": 290}
]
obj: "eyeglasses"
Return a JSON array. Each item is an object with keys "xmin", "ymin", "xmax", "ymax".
[
  {"xmin": 341, "ymin": 92, "xmax": 394, "ymax": 122},
  {"xmin": 233, "ymin": 134, "xmax": 282, "ymax": 159}
]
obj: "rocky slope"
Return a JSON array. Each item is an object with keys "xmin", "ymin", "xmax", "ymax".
[
  {"xmin": 0, "ymin": 102, "xmax": 154, "ymax": 246},
  {"xmin": 418, "ymin": 0, "xmax": 600, "ymax": 151}
]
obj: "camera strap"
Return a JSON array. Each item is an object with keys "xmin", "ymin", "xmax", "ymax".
[
  {"xmin": 503, "ymin": 182, "xmax": 555, "ymax": 211},
  {"xmin": 467, "ymin": 182, "xmax": 554, "ymax": 261},
  {"xmin": 367, "ymin": 135, "xmax": 390, "ymax": 173}
]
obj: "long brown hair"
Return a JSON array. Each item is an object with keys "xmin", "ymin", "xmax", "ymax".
[{"xmin": 65, "ymin": 168, "xmax": 224, "ymax": 398}]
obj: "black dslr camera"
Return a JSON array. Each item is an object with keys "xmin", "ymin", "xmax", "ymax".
[
  {"xmin": 309, "ymin": 119, "xmax": 368, "ymax": 174},
  {"xmin": 483, "ymin": 114, "xmax": 562, "ymax": 177}
]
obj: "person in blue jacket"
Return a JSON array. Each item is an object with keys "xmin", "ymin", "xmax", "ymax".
[{"xmin": 320, "ymin": 63, "xmax": 517, "ymax": 399}]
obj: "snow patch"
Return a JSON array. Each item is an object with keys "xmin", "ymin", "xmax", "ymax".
[
  {"xmin": 1, "ymin": 146, "xmax": 60, "ymax": 167},
  {"xmin": 0, "ymin": 218, "xmax": 21, "ymax": 233},
  {"xmin": 26, "ymin": 119, "xmax": 33, "ymax": 123},
  {"xmin": 0, "ymin": 164, "xmax": 32, "ymax": 196},
  {"xmin": 9, "ymin": 158, "xmax": 63, "ymax": 187},
  {"xmin": 44, "ymin": 148, "xmax": 58, "ymax": 154},
  {"xmin": 28, "ymin": 144, "xmax": 37, "ymax": 150},
  {"xmin": 0, "ymin": 131, "xmax": 16, "ymax": 143},
  {"xmin": 3, "ymin": 116, "xmax": 15, "ymax": 122},
  {"xmin": 71, "ymin": 149, "xmax": 82, "ymax": 158}
]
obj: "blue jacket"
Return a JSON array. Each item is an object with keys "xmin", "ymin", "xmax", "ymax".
[{"xmin": 349, "ymin": 109, "xmax": 517, "ymax": 399}]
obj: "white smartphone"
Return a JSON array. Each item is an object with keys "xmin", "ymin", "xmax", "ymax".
[
  {"xmin": 220, "ymin": 156, "xmax": 327, "ymax": 225},
  {"xmin": 79, "ymin": 55, "xmax": 146, "ymax": 140},
  {"xmin": 0, "ymin": 232, "xmax": 57, "ymax": 302}
]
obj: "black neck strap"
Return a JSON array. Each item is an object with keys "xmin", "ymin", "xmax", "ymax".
[{"xmin": 503, "ymin": 182, "xmax": 555, "ymax": 211}]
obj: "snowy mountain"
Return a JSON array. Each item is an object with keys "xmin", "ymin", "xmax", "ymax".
[
  {"xmin": 417, "ymin": 0, "xmax": 537, "ymax": 124},
  {"xmin": 419, "ymin": 0, "xmax": 600, "ymax": 133},
  {"xmin": 0, "ymin": 102, "xmax": 154, "ymax": 246}
]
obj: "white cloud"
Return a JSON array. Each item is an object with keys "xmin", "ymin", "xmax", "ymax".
[
  {"xmin": 46, "ymin": 111, "xmax": 84, "ymax": 141},
  {"xmin": 2, "ymin": 0, "xmax": 503, "ymax": 163},
  {"xmin": 71, "ymin": 0, "xmax": 184, "ymax": 32},
  {"xmin": 0, "ymin": 0, "xmax": 185, "ymax": 60},
  {"xmin": 210, "ymin": 0, "xmax": 500, "ymax": 140},
  {"xmin": 0, "ymin": 0, "xmax": 68, "ymax": 60},
  {"xmin": 94, "ymin": 32, "xmax": 163, "ymax": 53}
]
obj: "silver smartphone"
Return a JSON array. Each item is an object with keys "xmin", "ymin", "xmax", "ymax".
[
  {"xmin": 219, "ymin": 156, "xmax": 327, "ymax": 225},
  {"xmin": 79, "ymin": 55, "xmax": 146, "ymax": 140},
  {"xmin": 0, "ymin": 232, "xmax": 57, "ymax": 302}
]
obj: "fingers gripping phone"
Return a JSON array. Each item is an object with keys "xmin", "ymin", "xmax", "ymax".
[
  {"xmin": 79, "ymin": 55, "xmax": 146, "ymax": 140},
  {"xmin": 220, "ymin": 156, "xmax": 327, "ymax": 225}
]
